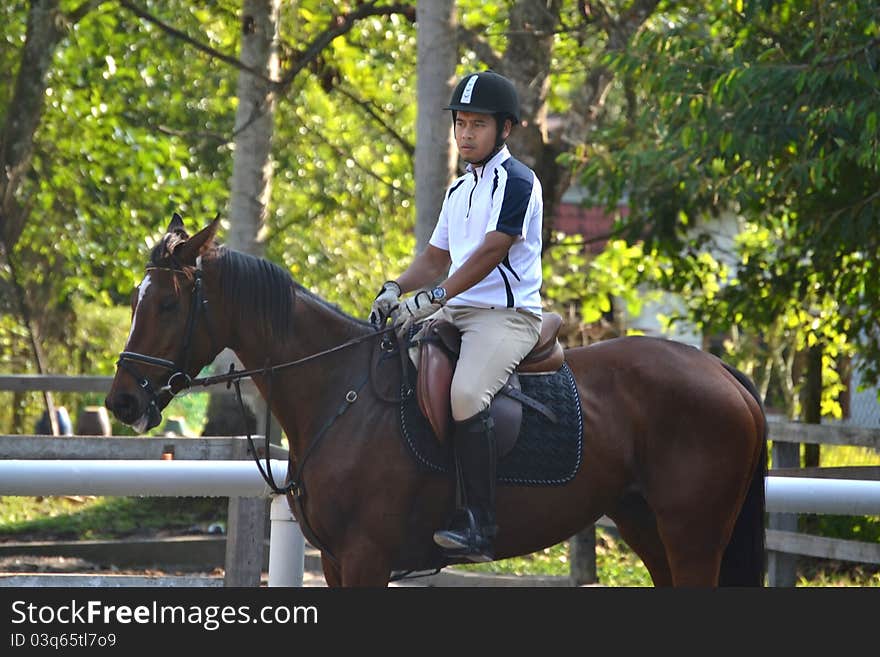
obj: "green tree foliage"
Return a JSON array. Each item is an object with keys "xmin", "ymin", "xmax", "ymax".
[
  {"xmin": 0, "ymin": 3, "xmax": 237, "ymax": 430},
  {"xmin": 268, "ymin": 2, "xmax": 418, "ymax": 313},
  {"xmin": 576, "ymin": 0, "xmax": 880, "ymax": 411},
  {"xmin": 0, "ymin": 1, "xmax": 418, "ymax": 431},
  {"xmin": 2, "ymin": 0, "xmax": 878, "ymax": 432}
]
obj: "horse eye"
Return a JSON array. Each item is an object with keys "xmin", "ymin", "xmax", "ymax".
[{"xmin": 158, "ymin": 297, "xmax": 179, "ymax": 312}]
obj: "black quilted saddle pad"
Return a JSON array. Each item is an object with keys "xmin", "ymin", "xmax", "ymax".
[{"xmin": 400, "ymin": 362, "xmax": 583, "ymax": 486}]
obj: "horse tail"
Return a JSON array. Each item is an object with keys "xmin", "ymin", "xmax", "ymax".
[{"xmin": 719, "ymin": 364, "xmax": 767, "ymax": 587}]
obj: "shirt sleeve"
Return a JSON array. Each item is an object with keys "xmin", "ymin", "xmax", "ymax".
[
  {"xmin": 490, "ymin": 164, "xmax": 537, "ymax": 239},
  {"xmin": 429, "ymin": 189, "xmax": 451, "ymax": 250}
]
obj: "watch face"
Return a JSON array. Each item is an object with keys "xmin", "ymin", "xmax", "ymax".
[{"xmin": 432, "ymin": 286, "xmax": 446, "ymax": 302}]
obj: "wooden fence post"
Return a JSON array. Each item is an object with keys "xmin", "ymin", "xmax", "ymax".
[
  {"xmin": 768, "ymin": 440, "xmax": 800, "ymax": 587},
  {"xmin": 223, "ymin": 437, "xmax": 268, "ymax": 587},
  {"xmin": 569, "ymin": 525, "xmax": 598, "ymax": 586}
]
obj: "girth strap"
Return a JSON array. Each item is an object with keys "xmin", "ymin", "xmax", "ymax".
[{"xmin": 499, "ymin": 382, "xmax": 559, "ymax": 424}]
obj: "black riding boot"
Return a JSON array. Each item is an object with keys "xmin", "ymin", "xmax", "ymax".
[{"xmin": 433, "ymin": 409, "xmax": 497, "ymax": 562}]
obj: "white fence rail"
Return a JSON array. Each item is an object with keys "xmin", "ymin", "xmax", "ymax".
[
  {"xmin": 2, "ymin": 458, "xmax": 880, "ymax": 587},
  {"xmin": 6, "ymin": 459, "xmax": 879, "ymax": 514},
  {"xmin": 0, "ymin": 459, "xmax": 303, "ymax": 587},
  {"xmin": 765, "ymin": 476, "xmax": 880, "ymax": 515}
]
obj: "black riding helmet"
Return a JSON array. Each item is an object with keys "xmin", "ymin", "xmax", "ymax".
[
  {"xmin": 445, "ymin": 70, "xmax": 520, "ymax": 122},
  {"xmin": 445, "ymin": 70, "xmax": 520, "ymax": 157}
]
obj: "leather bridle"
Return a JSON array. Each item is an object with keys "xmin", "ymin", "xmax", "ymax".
[
  {"xmin": 116, "ymin": 265, "xmax": 212, "ymax": 417},
  {"xmin": 114, "ymin": 261, "xmax": 397, "ymax": 566}
]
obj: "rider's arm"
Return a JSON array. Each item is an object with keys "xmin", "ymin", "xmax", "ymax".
[
  {"xmin": 439, "ymin": 231, "xmax": 515, "ymax": 300},
  {"xmin": 394, "ymin": 244, "xmax": 451, "ymax": 294}
]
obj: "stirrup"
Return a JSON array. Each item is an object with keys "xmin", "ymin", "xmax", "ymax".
[{"xmin": 433, "ymin": 508, "xmax": 494, "ymax": 562}]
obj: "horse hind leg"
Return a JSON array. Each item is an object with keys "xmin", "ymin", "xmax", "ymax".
[
  {"xmin": 651, "ymin": 497, "xmax": 735, "ymax": 586},
  {"xmin": 606, "ymin": 493, "xmax": 673, "ymax": 587},
  {"xmin": 658, "ymin": 524, "xmax": 726, "ymax": 587},
  {"xmin": 609, "ymin": 493, "xmax": 722, "ymax": 587}
]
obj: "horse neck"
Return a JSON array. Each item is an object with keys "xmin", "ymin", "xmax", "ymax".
[
  {"xmin": 232, "ymin": 288, "xmax": 369, "ymax": 366},
  {"xmin": 230, "ymin": 288, "xmax": 373, "ymax": 452}
]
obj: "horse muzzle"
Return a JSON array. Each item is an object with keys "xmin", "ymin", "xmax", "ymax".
[{"xmin": 104, "ymin": 388, "xmax": 165, "ymax": 432}]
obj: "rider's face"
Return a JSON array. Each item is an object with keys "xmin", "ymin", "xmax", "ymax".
[{"xmin": 454, "ymin": 111, "xmax": 509, "ymax": 164}]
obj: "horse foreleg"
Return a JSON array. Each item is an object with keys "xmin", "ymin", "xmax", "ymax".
[
  {"xmin": 322, "ymin": 552, "xmax": 390, "ymax": 587},
  {"xmin": 336, "ymin": 538, "xmax": 393, "ymax": 587},
  {"xmin": 321, "ymin": 555, "xmax": 342, "ymax": 587}
]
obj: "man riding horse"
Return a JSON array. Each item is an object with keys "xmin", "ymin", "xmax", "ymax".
[{"xmin": 370, "ymin": 70, "xmax": 545, "ymax": 563}]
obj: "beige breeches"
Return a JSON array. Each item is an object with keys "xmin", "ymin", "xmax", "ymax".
[{"xmin": 425, "ymin": 305, "xmax": 541, "ymax": 421}]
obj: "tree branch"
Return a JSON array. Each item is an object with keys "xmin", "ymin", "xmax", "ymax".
[
  {"xmin": 333, "ymin": 84, "xmax": 413, "ymax": 156},
  {"xmin": 68, "ymin": 0, "xmax": 109, "ymax": 24},
  {"xmin": 118, "ymin": 2, "xmax": 416, "ymax": 149},
  {"xmin": 455, "ymin": 24, "xmax": 505, "ymax": 71},
  {"xmin": 543, "ymin": 222, "xmax": 629, "ymax": 251},
  {"xmin": 292, "ymin": 113, "xmax": 411, "ymax": 197},
  {"xmin": 560, "ymin": 0, "xmax": 660, "ymax": 148},
  {"xmin": 277, "ymin": 2, "xmax": 415, "ymax": 92},
  {"xmin": 118, "ymin": 0, "xmax": 273, "ymax": 83}
]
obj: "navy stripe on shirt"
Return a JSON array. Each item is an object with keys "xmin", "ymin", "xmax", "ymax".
[
  {"xmin": 496, "ymin": 158, "xmax": 533, "ymax": 235},
  {"xmin": 447, "ymin": 178, "xmax": 467, "ymax": 200},
  {"xmin": 501, "ymin": 255, "xmax": 520, "ymax": 281}
]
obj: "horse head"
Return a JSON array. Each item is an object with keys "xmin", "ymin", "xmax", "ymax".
[{"xmin": 105, "ymin": 213, "xmax": 225, "ymax": 432}]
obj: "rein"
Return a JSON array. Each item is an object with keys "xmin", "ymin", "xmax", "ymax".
[
  {"xmin": 115, "ymin": 263, "xmax": 398, "ymax": 565},
  {"xmin": 190, "ymin": 329, "xmax": 393, "ymax": 390},
  {"xmin": 189, "ymin": 326, "xmax": 395, "ymax": 567},
  {"xmin": 188, "ymin": 327, "xmax": 394, "ymax": 494}
]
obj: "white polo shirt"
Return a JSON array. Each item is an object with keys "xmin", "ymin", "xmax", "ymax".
[{"xmin": 429, "ymin": 146, "xmax": 543, "ymax": 316}]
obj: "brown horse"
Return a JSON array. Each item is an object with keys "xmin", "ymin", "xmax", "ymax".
[{"xmin": 105, "ymin": 214, "xmax": 767, "ymax": 587}]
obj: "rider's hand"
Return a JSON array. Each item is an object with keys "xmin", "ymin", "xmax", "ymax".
[
  {"xmin": 392, "ymin": 290, "xmax": 441, "ymax": 330},
  {"xmin": 369, "ymin": 280, "xmax": 401, "ymax": 327}
]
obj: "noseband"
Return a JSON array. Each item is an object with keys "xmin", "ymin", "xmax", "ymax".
[{"xmin": 116, "ymin": 265, "xmax": 211, "ymax": 413}]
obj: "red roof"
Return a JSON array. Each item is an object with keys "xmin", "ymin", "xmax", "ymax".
[{"xmin": 553, "ymin": 202, "xmax": 628, "ymax": 254}]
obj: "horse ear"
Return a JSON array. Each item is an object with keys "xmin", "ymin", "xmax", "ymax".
[
  {"xmin": 168, "ymin": 212, "xmax": 186, "ymax": 234},
  {"xmin": 175, "ymin": 215, "xmax": 220, "ymax": 265}
]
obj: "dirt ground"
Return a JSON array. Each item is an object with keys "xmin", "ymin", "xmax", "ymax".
[{"xmin": 0, "ymin": 554, "xmax": 330, "ymax": 586}]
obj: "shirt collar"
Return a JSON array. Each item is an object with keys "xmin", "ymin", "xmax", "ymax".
[{"xmin": 465, "ymin": 145, "xmax": 511, "ymax": 176}]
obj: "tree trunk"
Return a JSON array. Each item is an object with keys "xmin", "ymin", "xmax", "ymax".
[
  {"xmin": 414, "ymin": 0, "xmax": 457, "ymax": 254},
  {"xmin": 0, "ymin": 1, "xmax": 70, "ymax": 432},
  {"xmin": 502, "ymin": 1, "xmax": 559, "ymax": 223},
  {"xmin": 0, "ymin": 1, "xmax": 99, "ymax": 431},
  {"xmin": 0, "ymin": 0, "xmax": 65, "ymax": 250},
  {"xmin": 206, "ymin": 0, "xmax": 281, "ymax": 439},
  {"xmin": 479, "ymin": 0, "xmax": 660, "ymax": 239},
  {"xmin": 228, "ymin": 0, "xmax": 281, "ymax": 258}
]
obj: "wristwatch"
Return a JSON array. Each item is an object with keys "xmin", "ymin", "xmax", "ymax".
[{"xmin": 430, "ymin": 286, "xmax": 448, "ymax": 305}]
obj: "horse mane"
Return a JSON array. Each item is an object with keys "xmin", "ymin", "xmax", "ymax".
[
  {"xmin": 149, "ymin": 230, "xmax": 369, "ymax": 343},
  {"xmin": 211, "ymin": 245, "xmax": 370, "ymax": 345},
  {"xmin": 215, "ymin": 248, "xmax": 296, "ymax": 340}
]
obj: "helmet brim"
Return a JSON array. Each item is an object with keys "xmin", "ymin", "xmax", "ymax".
[{"xmin": 444, "ymin": 104, "xmax": 519, "ymax": 122}]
